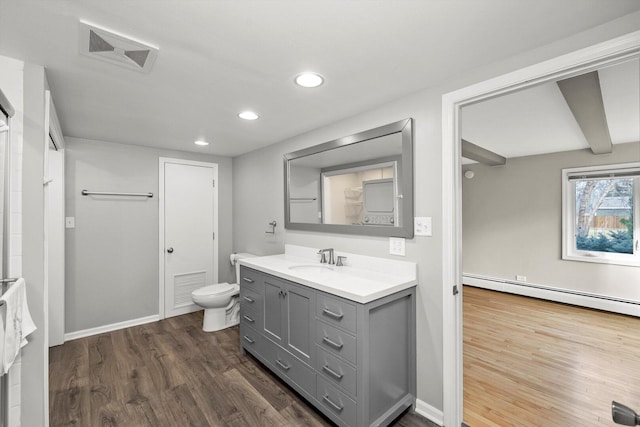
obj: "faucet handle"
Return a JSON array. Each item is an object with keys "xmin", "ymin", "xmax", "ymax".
[
  {"xmin": 318, "ymin": 250, "xmax": 327, "ymax": 264},
  {"xmin": 336, "ymin": 256, "xmax": 347, "ymax": 267}
]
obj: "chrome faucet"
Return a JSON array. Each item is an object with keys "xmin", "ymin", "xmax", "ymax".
[{"xmin": 318, "ymin": 248, "xmax": 335, "ymax": 265}]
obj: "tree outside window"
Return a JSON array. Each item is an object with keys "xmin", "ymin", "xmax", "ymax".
[
  {"xmin": 574, "ymin": 178, "xmax": 633, "ymax": 254},
  {"xmin": 563, "ymin": 163, "xmax": 639, "ymax": 267}
]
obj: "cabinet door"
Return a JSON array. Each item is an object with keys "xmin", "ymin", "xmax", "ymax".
[
  {"xmin": 285, "ymin": 282, "xmax": 315, "ymax": 364},
  {"xmin": 263, "ymin": 279, "xmax": 285, "ymax": 346}
]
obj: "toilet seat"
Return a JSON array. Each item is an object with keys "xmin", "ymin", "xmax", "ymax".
[{"xmin": 192, "ymin": 282, "xmax": 238, "ymax": 297}]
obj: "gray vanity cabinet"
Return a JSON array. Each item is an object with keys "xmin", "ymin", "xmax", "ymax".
[
  {"xmin": 239, "ymin": 266, "xmax": 416, "ymax": 427},
  {"xmin": 263, "ymin": 279, "xmax": 285, "ymax": 344},
  {"xmin": 263, "ymin": 275, "xmax": 315, "ymax": 364}
]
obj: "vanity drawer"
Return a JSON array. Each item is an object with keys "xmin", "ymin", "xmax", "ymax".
[
  {"xmin": 240, "ymin": 287, "xmax": 262, "ymax": 311},
  {"xmin": 240, "ymin": 323, "xmax": 269, "ymax": 359},
  {"xmin": 316, "ymin": 322, "xmax": 357, "ymax": 365},
  {"xmin": 240, "ymin": 303, "xmax": 262, "ymax": 331},
  {"xmin": 316, "ymin": 347, "xmax": 357, "ymax": 397},
  {"xmin": 316, "ymin": 293, "xmax": 357, "ymax": 333},
  {"xmin": 239, "ymin": 267, "xmax": 263, "ymax": 293},
  {"xmin": 270, "ymin": 344, "xmax": 316, "ymax": 395},
  {"xmin": 317, "ymin": 376, "xmax": 357, "ymax": 427}
]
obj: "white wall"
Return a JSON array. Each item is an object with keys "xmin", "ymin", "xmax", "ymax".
[
  {"xmin": 233, "ymin": 12, "xmax": 640, "ymax": 415},
  {"xmin": 462, "ymin": 142, "xmax": 640, "ymax": 300},
  {"xmin": 64, "ymin": 137, "xmax": 234, "ymax": 334}
]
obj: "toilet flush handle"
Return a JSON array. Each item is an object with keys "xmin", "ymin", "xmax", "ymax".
[{"xmin": 167, "ymin": 247, "xmax": 174, "ymax": 253}]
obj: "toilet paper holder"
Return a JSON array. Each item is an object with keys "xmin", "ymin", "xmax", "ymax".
[{"xmin": 265, "ymin": 220, "xmax": 277, "ymax": 234}]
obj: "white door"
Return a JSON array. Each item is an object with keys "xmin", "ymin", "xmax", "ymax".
[{"xmin": 161, "ymin": 159, "xmax": 218, "ymax": 318}]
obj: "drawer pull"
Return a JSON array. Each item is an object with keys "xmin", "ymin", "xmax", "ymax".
[
  {"xmin": 322, "ymin": 336, "xmax": 344, "ymax": 350},
  {"xmin": 322, "ymin": 394, "xmax": 344, "ymax": 412},
  {"xmin": 275, "ymin": 359, "xmax": 290, "ymax": 371},
  {"xmin": 243, "ymin": 296, "xmax": 255, "ymax": 303},
  {"xmin": 243, "ymin": 335, "xmax": 255, "ymax": 344},
  {"xmin": 243, "ymin": 277, "xmax": 254, "ymax": 283},
  {"xmin": 322, "ymin": 308, "xmax": 344, "ymax": 320},
  {"xmin": 322, "ymin": 365, "xmax": 344, "ymax": 380},
  {"xmin": 243, "ymin": 315, "xmax": 255, "ymax": 323}
]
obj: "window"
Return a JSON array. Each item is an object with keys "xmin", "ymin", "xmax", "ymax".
[{"xmin": 563, "ymin": 163, "xmax": 639, "ymax": 266}]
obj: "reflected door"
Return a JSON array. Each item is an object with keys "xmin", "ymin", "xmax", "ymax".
[{"xmin": 0, "ymin": 112, "xmax": 8, "ymax": 281}]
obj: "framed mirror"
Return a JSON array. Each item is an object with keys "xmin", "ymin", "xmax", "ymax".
[{"xmin": 284, "ymin": 118, "xmax": 413, "ymax": 238}]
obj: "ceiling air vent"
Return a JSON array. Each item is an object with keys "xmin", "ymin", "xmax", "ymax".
[{"xmin": 79, "ymin": 21, "xmax": 158, "ymax": 73}]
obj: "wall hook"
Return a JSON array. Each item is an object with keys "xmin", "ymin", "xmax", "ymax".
[{"xmin": 266, "ymin": 220, "xmax": 277, "ymax": 234}]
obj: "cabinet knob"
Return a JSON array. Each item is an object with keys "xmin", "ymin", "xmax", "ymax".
[{"xmin": 166, "ymin": 247, "xmax": 174, "ymax": 253}]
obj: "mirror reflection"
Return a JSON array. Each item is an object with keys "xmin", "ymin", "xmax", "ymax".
[{"xmin": 285, "ymin": 118, "xmax": 413, "ymax": 238}]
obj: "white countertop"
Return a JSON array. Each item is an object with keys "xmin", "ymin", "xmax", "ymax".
[{"xmin": 238, "ymin": 245, "xmax": 417, "ymax": 304}]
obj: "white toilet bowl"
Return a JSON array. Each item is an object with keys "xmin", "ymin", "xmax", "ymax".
[
  {"xmin": 191, "ymin": 252, "xmax": 257, "ymax": 332},
  {"xmin": 192, "ymin": 283, "xmax": 240, "ymax": 332}
]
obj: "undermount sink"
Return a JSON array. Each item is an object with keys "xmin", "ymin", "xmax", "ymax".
[{"xmin": 288, "ymin": 264, "xmax": 334, "ymax": 273}]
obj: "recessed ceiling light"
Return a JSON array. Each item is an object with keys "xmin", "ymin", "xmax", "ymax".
[
  {"xmin": 238, "ymin": 111, "xmax": 259, "ymax": 120},
  {"xmin": 295, "ymin": 72, "xmax": 324, "ymax": 88},
  {"xmin": 194, "ymin": 140, "xmax": 209, "ymax": 146}
]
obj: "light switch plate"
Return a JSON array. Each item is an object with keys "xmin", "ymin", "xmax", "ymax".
[
  {"xmin": 389, "ymin": 237, "xmax": 406, "ymax": 256},
  {"xmin": 65, "ymin": 217, "xmax": 75, "ymax": 228},
  {"xmin": 414, "ymin": 217, "xmax": 432, "ymax": 236}
]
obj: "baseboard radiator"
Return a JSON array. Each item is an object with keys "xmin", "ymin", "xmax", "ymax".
[{"xmin": 463, "ymin": 273, "xmax": 640, "ymax": 318}]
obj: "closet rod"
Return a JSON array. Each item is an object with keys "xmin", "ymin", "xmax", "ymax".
[{"xmin": 82, "ymin": 190, "xmax": 153, "ymax": 198}]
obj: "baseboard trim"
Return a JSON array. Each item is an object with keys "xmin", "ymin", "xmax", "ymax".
[
  {"xmin": 64, "ymin": 314, "xmax": 161, "ymax": 342},
  {"xmin": 415, "ymin": 398, "xmax": 443, "ymax": 426},
  {"xmin": 463, "ymin": 274, "xmax": 640, "ymax": 317}
]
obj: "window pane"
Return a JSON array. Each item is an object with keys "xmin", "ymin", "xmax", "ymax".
[{"xmin": 575, "ymin": 178, "xmax": 633, "ymax": 254}]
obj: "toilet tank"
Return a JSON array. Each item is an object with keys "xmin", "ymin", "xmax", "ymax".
[{"xmin": 230, "ymin": 253, "xmax": 257, "ymax": 283}]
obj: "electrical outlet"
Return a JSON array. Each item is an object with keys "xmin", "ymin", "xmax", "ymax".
[
  {"xmin": 65, "ymin": 217, "xmax": 75, "ymax": 229},
  {"xmin": 516, "ymin": 275, "xmax": 526, "ymax": 282},
  {"xmin": 414, "ymin": 217, "xmax": 432, "ymax": 236},
  {"xmin": 389, "ymin": 237, "xmax": 406, "ymax": 256}
]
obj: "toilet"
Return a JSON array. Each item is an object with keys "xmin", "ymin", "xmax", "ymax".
[{"xmin": 191, "ymin": 252, "xmax": 256, "ymax": 332}]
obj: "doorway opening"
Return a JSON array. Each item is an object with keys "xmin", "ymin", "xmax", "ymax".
[{"xmin": 442, "ymin": 31, "xmax": 640, "ymax": 427}]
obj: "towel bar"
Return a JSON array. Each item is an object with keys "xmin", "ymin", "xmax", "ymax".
[{"xmin": 82, "ymin": 190, "xmax": 153, "ymax": 198}]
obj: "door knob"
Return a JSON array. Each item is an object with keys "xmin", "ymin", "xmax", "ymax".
[{"xmin": 167, "ymin": 247, "xmax": 174, "ymax": 253}]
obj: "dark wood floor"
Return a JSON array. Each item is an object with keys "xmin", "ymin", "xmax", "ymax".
[{"xmin": 50, "ymin": 311, "xmax": 435, "ymax": 427}]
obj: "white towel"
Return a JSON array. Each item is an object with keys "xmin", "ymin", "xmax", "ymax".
[{"xmin": 0, "ymin": 278, "xmax": 36, "ymax": 374}]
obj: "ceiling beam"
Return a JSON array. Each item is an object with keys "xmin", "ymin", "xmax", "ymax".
[
  {"xmin": 556, "ymin": 71, "xmax": 612, "ymax": 154},
  {"xmin": 461, "ymin": 139, "xmax": 506, "ymax": 166}
]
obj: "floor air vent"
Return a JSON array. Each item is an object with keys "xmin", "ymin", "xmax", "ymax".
[{"xmin": 79, "ymin": 21, "xmax": 158, "ymax": 73}]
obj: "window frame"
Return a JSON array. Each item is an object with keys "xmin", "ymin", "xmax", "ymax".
[{"xmin": 562, "ymin": 162, "xmax": 640, "ymax": 267}]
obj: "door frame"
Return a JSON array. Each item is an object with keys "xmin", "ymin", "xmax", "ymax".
[
  {"xmin": 442, "ymin": 30, "xmax": 640, "ymax": 426},
  {"xmin": 46, "ymin": 92, "xmax": 66, "ymax": 348},
  {"xmin": 158, "ymin": 157, "xmax": 219, "ymax": 319}
]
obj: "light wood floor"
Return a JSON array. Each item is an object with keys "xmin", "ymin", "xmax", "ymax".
[
  {"xmin": 50, "ymin": 311, "xmax": 434, "ymax": 427},
  {"xmin": 463, "ymin": 286, "xmax": 640, "ymax": 427}
]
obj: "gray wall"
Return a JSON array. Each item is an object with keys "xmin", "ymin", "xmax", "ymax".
[
  {"xmin": 463, "ymin": 142, "xmax": 640, "ymax": 300},
  {"xmin": 22, "ymin": 62, "xmax": 47, "ymax": 427},
  {"xmin": 234, "ymin": 90, "xmax": 445, "ymax": 410},
  {"xmin": 65, "ymin": 137, "xmax": 234, "ymax": 333},
  {"xmin": 233, "ymin": 12, "xmax": 640, "ymax": 413}
]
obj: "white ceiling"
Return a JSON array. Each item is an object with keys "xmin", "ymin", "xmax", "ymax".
[
  {"xmin": 1, "ymin": 1, "xmax": 640, "ymax": 157},
  {"xmin": 461, "ymin": 59, "xmax": 640, "ymax": 163}
]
